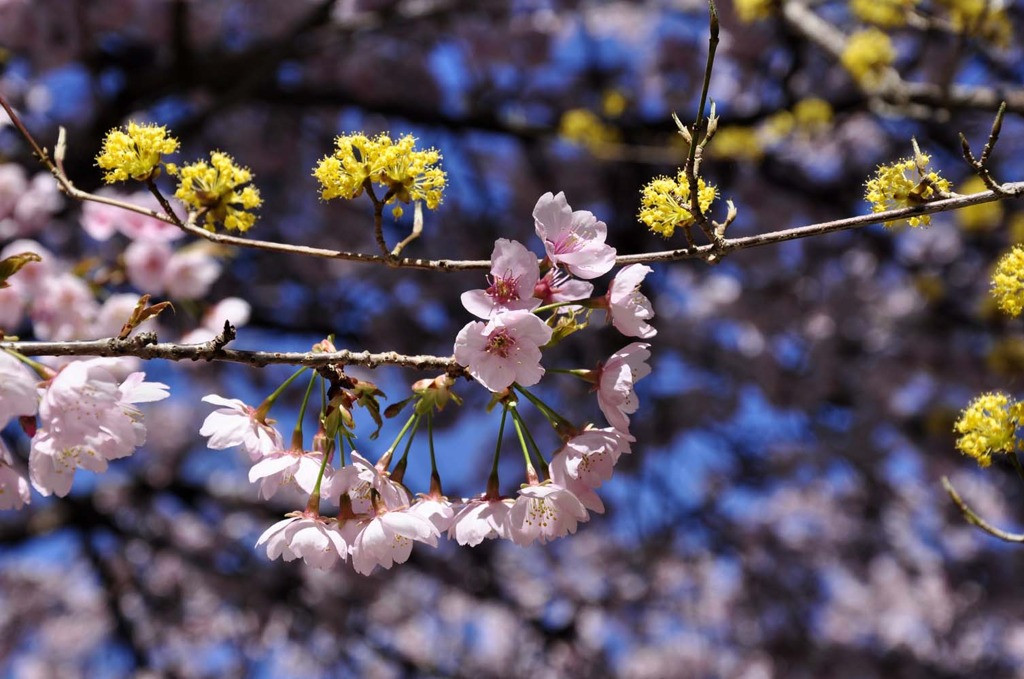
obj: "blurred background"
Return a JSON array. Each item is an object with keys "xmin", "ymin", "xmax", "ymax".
[{"xmin": 2, "ymin": 0, "xmax": 1024, "ymax": 676}]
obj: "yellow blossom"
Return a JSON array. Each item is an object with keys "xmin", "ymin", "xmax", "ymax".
[
  {"xmin": 987, "ymin": 337, "xmax": 1024, "ymax": 378},
  {"xmin": 602, "ymin": 90, "xmax": 628, "ymax": 118},
  {"xmin": 991, "ymin": 246, "xmax": 1024, "ymax": 317},
  {"xmin": 864, "ymin": 151, "xmax": 951, "ymax": 227},
  {"xmin": 559, "ymin": 109, "xmax": 620, "ymax": 151},
  {"xmin": 709, "ymin": 126, "xmax": 763, "ymax": 162},
  {"xmin": 956, "ymin": 176, "xmax": 1004, "ymax": 232},
  {"xmin": 313, "ymin": 133, "xmax": 446, "ymax": 210},
  {"xmin": 841, "ymin": 29, "xmax": 895, "ymax": 87},
  {"xmin": 96, "ymin": 121, "xmax": 179, "ymax": 183},
  {"xmin": 938, "ymin": 0, "xmax": 1013, "ymax": 47},
  {"xmin": 172, "ymin": 151, "xmax": 262, "ymax": 232},
  {"xmin": 849, "ymin": 0, "xmax": 918, "ymax": 27},
  {"xmin": 735, "ymin": 0, "xmax": 775, "ymax": 23},
  {"xmin": 792, "ymin": 98, "xmax": 833, "ymax": 133},
  {"xmin": 638, "ymin": 173, "xmax": 717, "ymax": 238},
  {"xmin": 954, "ymin": 392, "xmax": 1022, "ymax": 467},
  {"xmin": 762, "ymin": 110, "xmax": 795, "ymax": 143}
]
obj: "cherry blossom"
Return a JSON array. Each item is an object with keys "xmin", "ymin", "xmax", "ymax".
[
  {"xmin": 454, "ymin": 309, "xmax": 553, "ymax": 392},
  {"xmin": 324, "ymin": 450, "xmax": 411, "ymax": 511},
  {"xmin": 199, "ymin": 394, "xmax": 284, "ymax": 460},
  {"xmin": 410, "ymin": 495, "xmax": 456, "ymax": 533},
  {"xmin": 81, "ymin": 190, "xmax": 182, "ymax": 242},
  {"xmin": 0, "ymin": 439, "xmax": 30, "ymax": 510},
  {"xmin": 0, "ymin": 350, "xmax": 39, "ymax": 422},
  {"xmin": 29, "ymin": 359, "xmax": 169, "ymax": 497},
  {"xmin": 596, "ymin": 342, "xmax": 652, "ymax": 433},
  {"xmin": 532, "ymin": 191, "xmax": 616, "ymax": 279},
  {"xmin": 256, "ymin": 514, "xmax": 349, "ymax": 569},
  {"xmin": 555, "ymin": 426, "xmax": 635, "ymax": 488},
  {"xmin": 533, "ymin": 267, "xmax": 594, "ymax": 307},
  {"xmin": 548, "ymin": 453, "xmax": 605, "ymax": 514},
  {"xmin": 348, "ymin": 507, "xmax": 440, "ymax": 575},
  {"xmin": 461, "ymin": 238, "xmax": 541, "ymax": 319},
  {"xmin": 605, "ymin": 263, "xmax": 657, "ymax": 338},
  {"xmin": 447, "ymin": 497, "xmax": 514, "ymax": 546},
  {"xmin": 507, "ymin": 481, "xmax": 589, "ymax": 546},
  {"xmin": 124, "ymin": 240, "xmax": 221, "ymax": 299},
  {"xmin": 248, "ymin": 446, "xmax": 328, "ymax": 500}
]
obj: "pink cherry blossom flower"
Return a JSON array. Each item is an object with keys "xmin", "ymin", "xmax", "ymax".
[
  {"xmin": 199, "ymin": 395, "xmax": 283, "ymax": 460},
  {"xmin": 596, "ymin": 342, "xmax": 652, "ymax": 433},
  {"xmin": 447, "ymin": 497, "xmax": 514, "ymax": 546},
  {"xmin": 0, "ymin": 239, "xmax": 53, "ymax": 296},
  {"xmin": 0, "ymin": 163, "xmax": 28, "ymax": 222},
  {"xmin": 2, "ymin": 172, "xmax": 62, "ymax": 238},
  {"xmin": 554, "ymin": 426, "xmax": 635, "ymax": 488},
  {"xmin": 0, "ymin": 286, "xmax": 25, "ymax": 331},
  {"xmin": 82, "ymin": 190, "xmax": 182, "ymax": 242},
  {"xmin": 124, "ymin": 239, "xmax": 172, "ymax": 295},
  {"xmin": 256, "ymin": 514, "xmax": 349, "ymax": 569},
  {"xmin": 29, "ymin": 272, "xmax": 98, "ymax": 341},
  {"xmin": 605, "ymin": 264, "xmax": 657, "ymax": 338},
  {"xmin": 548, "ymin": 454, "xmax": 605, "ymax": 514},
  {"xmin": 532, "ymin": 191, "xmax": 616, "ymax": 279},
  {"xmin": 348, "ymin": 507, "xmax": 440, "ymax": 575},
  {"xmin": 163, "ymin": 247, "xmax": 221, "ymax": 300},
  {"xmin": 91, "ymin": 294, "xmax": 147, "ymax": 339},
  {"xmin": 454, "ymin": 309, "xmax": 553, "ymax": 392},
  {"xmin": 324, "ymin": 450, "xmax": 411, "ymax": 511},
  {"xmin": 0, "ymin": 439, "xmax": 30, "ymax": 510},
  {"xmin": 0, "ymin": 350, "xmax": 39, "ymax": 422},
  {"xmin": 461, "ymin": 238, "xmax": 541, "ymax": 319},
  {"xmin": 410, "ymin": 495, "xmax": 456, "ymax": 533},
  {"xmin": 533, "ymin": 268, "xmax": 594, "ymax": 307},
  {"xmin": 29, "ymin": 359, "xmax": 169, "ymax": 497},
  {"xmin": 507, "ymin": 481, "xmax": 589, "ymax": 546},
  {"xmin": 248, "ymin": 446, "xmax": 328, "ymax": 500}
]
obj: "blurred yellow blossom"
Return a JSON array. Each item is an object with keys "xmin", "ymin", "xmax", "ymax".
[
  {"xmin": 954, "ymin": 392, "xmax": 1022, "ymax": 467},
  {"xmin": 559, "ymin": 109, "xmax": 620, "ymax": 151},
  {"xmin": 841, "ymin": 29, "xmax": 895, "ymax": 87},
  {"xmin": 992, "ymin": 246, "xmax": 1024, "ymax": 317},
  {"xmin": 792, "ymin": 98, "xmax": 833, "ymax": 133},
  {"xmin": 849, "ymin": 0, "xmax": 918, "ymax": 27},
  {"xmin": 313, "ymin": 133, "xmax": 446, "ymax": 211},
  {"xmin": 638, "ymin": 173, "xmax": 718, "ymax": 238},
  {"xmin": 709, "ymin": 126, "xmax": 763, "ymax": 162},
  {"xmin": 938, "ymin": 0, "xmax": 1013, "ymax": 47},
  {"xmin": 956, "ymin": 176, "xmax": 1004, "ymax": 232},
  {"xmin": 172, "ymin": 151, "xmax": 262, "ymax": 232},
  {"xmin": 96, "ymin": 122, "xmax": 179, "ymax": 183},
  {"xmin": 864, "ymin": 150, "xmax": 951, "ymax": 227},
  {"xmin": 735, "ymin": 0, "xmax": 775, "ymax": 23},
  {"xmin": 602, "ymin": 90, "xmax": 628, "ymax": 118}
]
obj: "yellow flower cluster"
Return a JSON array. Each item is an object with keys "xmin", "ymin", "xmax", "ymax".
[
  {"xmin": 849, "ymin": 0, "xmax": 918, "ymax": 27},
  {"xmin": 559, "ymin": 109, "xmax": 620, "ymax": 151},
  {"xmin": 171, "ymin": 151, "xmax": 262, "ymax": 232},
  {"xmin": 938, "ymin": 0, "xmax": 1013, "ymax": 47},
  {"xmin": 792, "ymin": 98, "xmax": 833, "ymax": 131},
  {"xmin": 992, "ymin": 246, "xmax": 1024, "ymax": 317},
  {"xmin": 864, "ymin": 152, "xmax": 951, "ymax": 227},
  {"xmin": 313, "ymin": 133, "xmax": 446, "ymax": 213},
  {"xmin": 735, "ymin": 0, "xmax": 775, "ymax": 23},
  {"xmin": 709, "ymin": 126, "xmax": 764, "ymax": 162},
  {"xmin": 954, "ymin": 392, "xmax": 1023, "ymax": 467},
  {"xmin": 638, "ymin": 173, "xmax": 718, "ymax": 238},
  {"xmin": 841, "ymin": 29, "xmax": 895, "ymax": 87},
  {"xmin": 96, "ymin": 122, "xmax": 179, "ymax": 183}
]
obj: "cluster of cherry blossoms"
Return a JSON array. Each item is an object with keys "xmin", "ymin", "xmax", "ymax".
[
  {"xmin": 197, "ymin": 192, "xmax": 656, "ymax": 575},
  {"xmin": 0, "ymin": 352, "xmax": 168, "ymax": 507}
]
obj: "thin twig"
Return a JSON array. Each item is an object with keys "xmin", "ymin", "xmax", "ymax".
[
  {"xmin": 942, "ymin": 476, "xmax": 1024, "ymax": 543},
  {"xmin": 0, "ymin": 333, "xmax": 461, "ymax": 372}
]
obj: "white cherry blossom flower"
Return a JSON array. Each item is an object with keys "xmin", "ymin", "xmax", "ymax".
[
  {"xmin": 605, "ymin": 264, "xmax": 657, "ymax": 338},
  {"xmin": 324, "ymin": 450, "xmax": 411, "ymax": 512},
  {"xmin": 454, "ymin": 309, "xmax": 553, "ymax": 392},
  {"xmin": 447, "ymin": 497, "xmax": 514, "ymax": 546},
  {"xmin": 507, "ymin": 481, "xmax": 589, "ymax": 546},
  {"xmin": 596, "ymin": 343, "xmax": 652, "ymax": 433},
  {"xmin": 348, "ymin": 507, "xmax": 440, "ymax": 575},
  {"xmin": 410, "ymin": 495, "xmax": 456, "ymax": 533},
  {"xmin": 461, "ymin": 238, "xmax": 541, "ymax": 319},
  {"xmin": 533, "ymin": 191, "xmax": 616, "ymax": 279},
  {"xmin": 0, "ymin": 350, "xmax": 39, "ymax": 422},
  {"xmin": 0, "ymin": 439, "xmax": 30, "ymax": 510},
  {"xmin": 199, "ymin": 395, "xmax": 283, "ymax": 460},
  {"xmin": 256, "ymin": 514, "xmax": 349, "ymax": 570},
  {"xmin": 555, "ymin": 426, "xmax": 635, "ymax": 488},
  {"xmin": 29, "ymin": 359, "xmax": 169, "ymax": 497},
  {"xmin": 248, "ymin": 446, "xmax": 328, "ymax": 500}
]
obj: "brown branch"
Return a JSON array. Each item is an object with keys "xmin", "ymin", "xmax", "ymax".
[
  {"xmin": 942, "ymin": 476, "xmax": 1024, "ymax": 543},
  {"xmin": 0, "ymin": 332, "xmax": 460, "ymax": 372}
]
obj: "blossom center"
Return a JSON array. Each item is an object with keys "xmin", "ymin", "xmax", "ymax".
[
  {"xmin": 485, "ymin": 328, "xmax": 517, "ymax": 358},
  {"xmin": 486, "ymin": 270, "xmax": 522, "ymax": 304}
]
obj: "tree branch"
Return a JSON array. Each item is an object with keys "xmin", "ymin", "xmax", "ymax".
[{"xmin": 941, "ymin": 476, "xmax": 1024, "ymax": 543}]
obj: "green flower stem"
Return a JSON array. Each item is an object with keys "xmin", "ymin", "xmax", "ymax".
[
  {"xmin": 427, "ymin": 412, "xmax": 444, "ymax": 496},
  {"xmin": 255, "ymin": 366, "xmax": 307, "ymax": 421},
  {"xmin": 546, "ymin": 367, "xmax": 595, "ymax": 380},
  {"xmin": 391, "ymin": 414, "xmax": 421, "ymax": 484},
  {"xmin": 485, "ymin": 404, "xmax": 510, "ymax": 498},
  {"xmin": 514, "ymin": 384, "xmax": 574, "ymax": 433},
  {"xmin": 4, "ymin": 348, "xmax": 55, "ymax": 379},
  {"xmin": 306, "ymin": 435, "xmax": 333, "ymax": 515},
  {"xmin": 291, "ymin": 370, "xmax": 319, "ymax": 449},
  {"xmin": 533, "ymin": 299, "xmax": 599, "ymax": 314},
  {"xmin": 379, "ymin": 412, "xmax": 419, "ymax": 471},
  {"xmin": 511, "ymin": 405, "xmax": 549, "ymax": 480}
]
